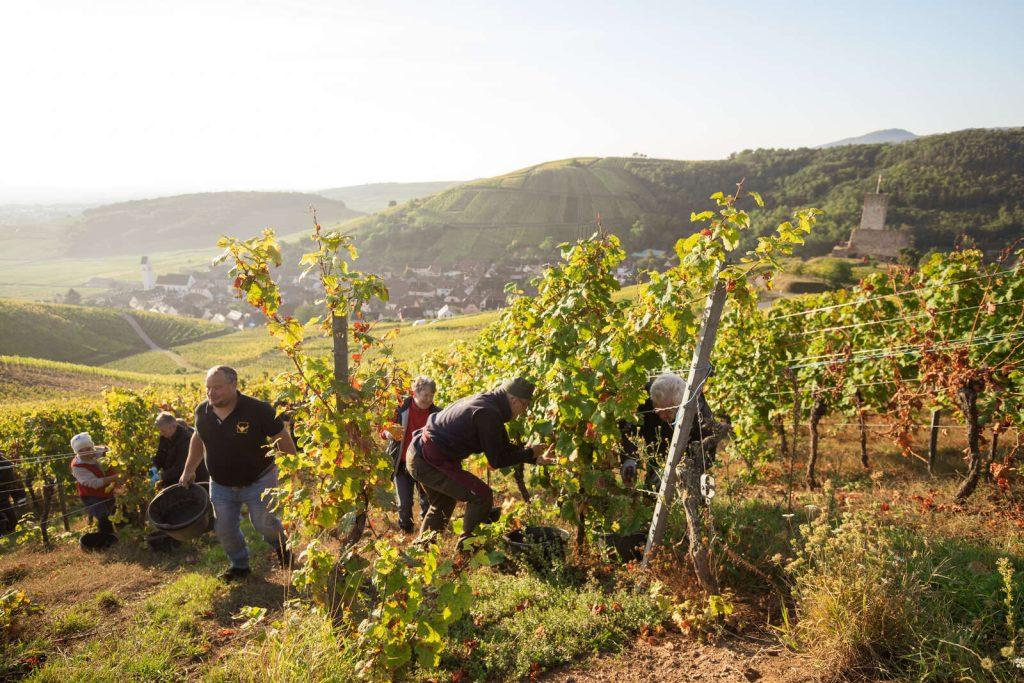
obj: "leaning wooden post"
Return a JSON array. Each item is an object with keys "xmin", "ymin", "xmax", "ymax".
[
  {"xmin": 641, "ymin": 274, "xmax": 728, "ymax": 594},
  {"xmin": 927, "ymin": 408, "xmax": 941, "ymax": 476}
]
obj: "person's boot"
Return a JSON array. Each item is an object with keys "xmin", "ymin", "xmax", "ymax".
[
  {"xmin": 275, "ymin": 545, "xmax": 293, "ymax": 570},
  {"xmin": 219, "ymin": 566, "xmax": 251, "ymax": 582}
]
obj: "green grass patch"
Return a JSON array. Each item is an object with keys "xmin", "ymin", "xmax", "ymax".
[
  {"xmin": 29, "ymin": 572, "xmax": 225, "ymax": 682},
  {"xmin": 439, "ymin": 568, "xmax": 668, "ymax": 680}
]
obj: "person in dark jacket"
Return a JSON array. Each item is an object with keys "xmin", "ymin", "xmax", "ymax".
[
  {"xmin": 620, "ymin": 373, "xmax": 723, "ymax": 491},
  {"xmin": 154, "ymin": 412, "xmax": 208, "ymax": 489},
  {"xmin": 0, "ymin": 451, "xmax": 26, "ymax": 534},
  {"xmin": 407, "ymin": 377, "xmax": 556, "ymax": 548},
  {"xmin": 385, "ymin": 376, "xmax": 441, "ymax": 533}
]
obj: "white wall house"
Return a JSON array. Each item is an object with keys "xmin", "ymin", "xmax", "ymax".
[{"xmin": 155, "ymin": 273, "xmax": 195, "ymax": 294}]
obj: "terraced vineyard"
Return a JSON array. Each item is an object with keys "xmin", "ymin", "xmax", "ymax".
[{"xmin": 0, "ymin": 299, "xmax": 227, "ymax": 365}]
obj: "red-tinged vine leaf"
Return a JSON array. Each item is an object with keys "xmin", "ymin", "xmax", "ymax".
[
  {"xmin": 529, "ymin": 662, "xmax": 543, "ymax": 681},
  {"xmin": 590, "ymin": 602, "xmax": 606, "ymax": 615},
  {"xmin": 216, "ymin": 628, "xmax": 237, "ymax": 638}
]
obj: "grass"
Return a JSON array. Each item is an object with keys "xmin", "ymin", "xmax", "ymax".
[
  {"xmin": 784, "ymin": 506, "xmax": 1024, "ymax": 680},
  {"xmin": 29, "ymin": 572, "xmax": 226, "ymax": 682},
  {"xmin": 438, "ymin": 568, "xmax": 668, "ymax": 680}
]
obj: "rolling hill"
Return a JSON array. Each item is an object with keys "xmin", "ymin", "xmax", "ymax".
[
  {"xmin": 0, "ymin": 299, "xmax": 228, "ymax": 365},
  {"xmin": 347, "ymin": 128, "xmax": 1024, "ymax": 266},
  {"xmin": 817, "ymin": 128, "xmax": 919, "ymax": 148},
  {"xmin": 315, "ymin": 181, "xmax": 461, "ymax": 213},
  {"xmin": 65, "ymin": 191, "xmax": 361, "ymax": 256}
]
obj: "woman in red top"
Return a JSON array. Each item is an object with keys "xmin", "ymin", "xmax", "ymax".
[{"xmin": 385, "ymin": 376, "xmax": 441, "ymax": 533}]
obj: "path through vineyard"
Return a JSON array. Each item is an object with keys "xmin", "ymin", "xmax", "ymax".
[{"xmin": 118, "ymin": 312, "xmax": 197, "ymax": 371}]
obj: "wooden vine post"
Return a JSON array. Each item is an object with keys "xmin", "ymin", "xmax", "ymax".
[
  {"xmin": 333, "ymin": 310, "xmax": 367, "ymax": 545},
  {"xmin": 641, "ymin": 273, "xmax": 728, "ymax": 595},
  {"xmin": 927, "ymin": 408, "xmax": 941, "ymax": 476},
  {"xmin": 40, "ymin": 476, "xmax": 54, "ymax": 548},
  {"xmin": 854, "ymin": 388, "xmax": 869, "ymax": 469}
]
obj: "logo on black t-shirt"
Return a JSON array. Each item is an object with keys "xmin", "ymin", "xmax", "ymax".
[{"xmin": 236, "ymin": 421, "xmax": 250, "ymax": 434}]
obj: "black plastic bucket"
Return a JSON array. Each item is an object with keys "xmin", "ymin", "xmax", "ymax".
[
  {"xmin": 147, "ymin": 482, "xmax": 212, "ymax": 542},
  {"xmin": 600, "ymin": 531, "xmax": 648, "ymax": 563},
  {"xmin": 503, "ymin": 526, "xmax": 570, "ymax": 572},
  {"xmin": 80, "ymin": 531, "xmax": 118, "ymax": 551},
  {"xmin": 145, "ymin": 530, "xmax": 182, "ymax": 552}
]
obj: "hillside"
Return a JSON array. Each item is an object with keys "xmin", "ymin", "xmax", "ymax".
[
  {"xmin": 65, "ymin": 191, "xmax": 361, "ymax": 256},
  {"xmin": 817, "ymin": 128, "xmax": 918, "ymax": 148},
  {"xmin": 348, "ymin": 128, "xmax": 1024, "ymax": 265},
  {"xmin": 0, "ymin": 355, "xmax": 195, "ymax": 405},
  {"xmin": 315, "ymin": 181, "xmax": 461, "ymax": 213},
  {"xmin": 0, "ymin": 299, "xmax": 227, "ymax": 365}
]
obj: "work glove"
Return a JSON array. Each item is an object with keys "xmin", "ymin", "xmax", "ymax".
[{"xmin": 620, "ymin": 458, "xmax": 638, "ymax": 485}]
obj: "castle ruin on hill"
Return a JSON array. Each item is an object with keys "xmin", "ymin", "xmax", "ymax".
[{"xmin": 832, "ymin": 177, "xmax": 913, "ymax": 259}]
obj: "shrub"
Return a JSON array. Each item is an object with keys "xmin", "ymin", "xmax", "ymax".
[{"xmin": 785, "ymin": 512, "xmax": 926, "ymax": 678}]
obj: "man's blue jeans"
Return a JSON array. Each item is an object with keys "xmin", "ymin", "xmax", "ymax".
[{"xmin": 209, "ymin": 465, "xmax": 285, "ymax": 570}]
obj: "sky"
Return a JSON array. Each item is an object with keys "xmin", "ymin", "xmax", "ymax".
[{"xmin": 1, "ymin": 0, "xmax": 1022, "ymax": 203}]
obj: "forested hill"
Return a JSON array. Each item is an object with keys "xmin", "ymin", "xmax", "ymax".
[
  {"xmin": 66, "ymin": 191, "xmax": 360, "ymax": 256},
  {"xmin": 349, "ymin": 128, "xmax": 1024, "ymax": 267}
]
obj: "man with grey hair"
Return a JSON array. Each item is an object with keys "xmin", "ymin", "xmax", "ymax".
[
  {"xmin": 384, "ymin": 376, "xmax": 441, "ymax": 533},
  {"xmin": 153, "ymin": 411, "xmax": 206, "ymax": 489},
  {"xmin": 179, "ymin": 365, "xmax": 297, "ymax": 581},
  {"xmin": 620, "ymin": 372, "xmax": 720, "ymax": 490}
]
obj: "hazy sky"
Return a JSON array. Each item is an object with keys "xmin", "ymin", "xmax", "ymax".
[{"xmin": 2, "ymin": 0, "xmax": 1021, "ymax": 202}]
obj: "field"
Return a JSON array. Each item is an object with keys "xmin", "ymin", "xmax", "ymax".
[{"xmin": 0, "ymin": 223, "xmax": 311, "ymax": 301}]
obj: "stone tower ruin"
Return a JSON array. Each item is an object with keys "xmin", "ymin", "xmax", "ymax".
[{"xmin": 832, "ymin": 177, "xmax": 912, "ymax": 259}]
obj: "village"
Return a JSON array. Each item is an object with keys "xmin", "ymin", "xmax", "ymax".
[{"xmin": 73, "ymin": 248, "xmax": 678, "ymax": 329}]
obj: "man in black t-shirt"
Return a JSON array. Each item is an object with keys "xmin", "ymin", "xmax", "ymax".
[{"xmin": 179, "ymin": 366, "xmax": 297, "ymax": 581}]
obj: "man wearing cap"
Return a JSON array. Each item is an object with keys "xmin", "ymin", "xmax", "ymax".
[
  {"xmin": 69, "ymin": 433, "xmax": 118, "ymax": 536},
  {"xmin": 406, "ymin": 377, "xmax": 556, "ymax": 548},
  {"xmin": 178, "ymin": 365, "xmax": 297, "ymax": 581},
  {"xmin": 153, "ymin": 412, "xmax": 208, "ymax": 490},
  {"xmin": 619, "ymin": 373, "xmax": 724, "ymax": 491}
]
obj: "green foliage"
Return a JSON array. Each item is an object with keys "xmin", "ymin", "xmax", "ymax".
[
  {"xmin": 215, "ymin": 221, "xmax": 484, "ymax": 678},
  {"xmin": 101, "ymin": 388, "xmax": 159, "ymax": 524},
  {"xmin": 421, "ymin": 188, "xmax": 819, "ymax": 542},
  {"xmin": 0, "ymin": 589, "xmax": 41, "ymax": 642}
]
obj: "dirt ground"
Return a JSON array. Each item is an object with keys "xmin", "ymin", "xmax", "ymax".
[{"xmin": 547, "ymin": 633, "xmax": 817, "ymax": 683}]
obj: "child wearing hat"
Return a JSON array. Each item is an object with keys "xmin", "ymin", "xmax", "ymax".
[{"xmin": 69, "ymin": 433, "xmax": 118, "ymax": 535}]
